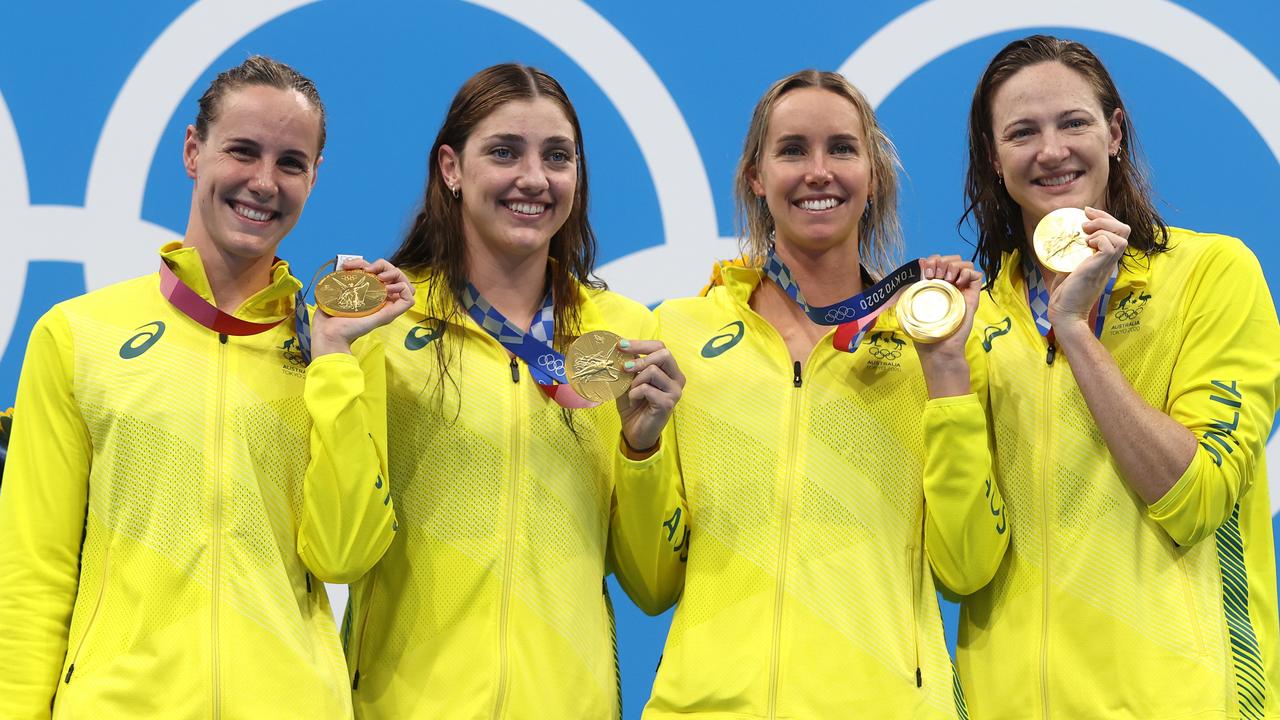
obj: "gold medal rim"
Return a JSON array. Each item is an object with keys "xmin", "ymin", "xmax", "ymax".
[
  {"xmin": 565, "ymin": 330, "xmax": 631, "ymax": 403},
  {"xmin": 1033, "ymin": 207, "xmax": 1094, "ymax": 274},
  {"xmin": 896, "ymin": 279, "xmax": 963, "ymax": 343},
  {"xmin": 315, "ymin": 269, "xmax": 388, "ymax": 318}
]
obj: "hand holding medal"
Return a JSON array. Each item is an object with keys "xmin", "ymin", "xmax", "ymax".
[
  {"xmin": 571, "ymin": 334, "xmax": 684, "ymax": 457},
  {"xmin": 1035, "ymin": 207, "xmax": 1130, "ymax": 331},
  {"xmin": 309, "ymin": 255, "xmax": 415, "ymax": 357}
]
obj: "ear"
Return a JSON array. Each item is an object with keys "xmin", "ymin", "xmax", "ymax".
[
  {"xmin": 182, "ymin": 125, "xmax": 201, "ymax": 180},
  {"xmin": 746, "ymin": 163, "xmax": 765, "ymax": 198},
  {"xmin": 438, "ymin": 144, "xmax": 461, "ymax": 190},
  {"xmin": 310, "ymin": 154, "xmax": 323, "ymax": 190},
  {"xmin": 1107, "ymin": 107, "xmax": 1124, "ymax": 157}
]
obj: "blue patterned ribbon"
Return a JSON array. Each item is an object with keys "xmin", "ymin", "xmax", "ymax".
[
  {"xmin": 763, "ymin": 248, "xmax": 921, "ymax": 352},
  {"xmin": 460, "ymin": 283, "xmax": 597, "ymax": 408},
  {"xmin": 1024, "ymin": 258, "xmax": 1118, "ymax": 341}
]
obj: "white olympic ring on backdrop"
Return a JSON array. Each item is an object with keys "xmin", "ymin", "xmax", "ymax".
[
  {"xmin": 833, "ymin": 0, "xmax": 1280, "ymax": 515},
  {"xmin": 0, "ymin": 0, "xmax": 1277, "ymax": 514}
]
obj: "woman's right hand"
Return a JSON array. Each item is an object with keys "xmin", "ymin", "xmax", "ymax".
[{"xmin": 912, "ymin": 254, "xmax": 982, "ymax": 398}]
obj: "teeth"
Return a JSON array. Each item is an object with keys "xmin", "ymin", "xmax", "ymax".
[
  {"xmin": 1038, "ymin": 172, "xmax": 1079, "ymax": 187},
  {"xmin": 797, "ymin": 198, "xmax": 840, "ymax": 211},
  {"xmin": 506, "ymin": 202, "xmax": 546, "ymax": 216},
  {"xmin": 233, "ymin": 203, "xmax": 273, "ymax": 222}
]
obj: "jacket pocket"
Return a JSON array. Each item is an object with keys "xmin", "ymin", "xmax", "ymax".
[
  {"xmin": 64, "ymin": 545, "xmax": 111, "ymax": 684},
  {"xmin": 349, "ymin": 573, "xmax": 378, "ymax": 691}
]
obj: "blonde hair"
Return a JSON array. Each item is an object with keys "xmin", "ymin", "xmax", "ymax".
[{"xmin": 734, "ymin": 70, "xmax": 903, "ymax": 276}]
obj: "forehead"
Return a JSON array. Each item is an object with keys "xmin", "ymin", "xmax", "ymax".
[
  {"xmin": 208, "ymin": 84, "xmax": 321, "ymax": 151},
  {"xmin": 767, "ymin": 87, "xmax": 866, "ymax": 140},
  {"xmin": 471, "ymin": 97, "xmax": 575, "ymax": 142},
  {"xmin": 990, "ymin": 61, "xmax": 1103, "ymax": 121}
]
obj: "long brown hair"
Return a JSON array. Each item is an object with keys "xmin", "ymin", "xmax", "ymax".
[
  {"xmin": 734, "ymin": 69, "xmax": 903, "ymax": 276},
  {"xmin": 390, "ymin": 63, "xmax": 601, "ymax": 352},
  {"xmin": 962, "ymin": 35, "xmax": 1168, "ymax": 285}
]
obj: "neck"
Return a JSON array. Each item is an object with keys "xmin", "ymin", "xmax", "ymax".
[
  {"xmin": 183, "ymin": 237, "xmax": 277, "ymax": 314},
  {"xmin": 467, "ymin": 243, "xmax": 550, "ymax": 331},
  {"xmin": 773, "ymin": 237, "xmax": 863, "ymax": 306}
]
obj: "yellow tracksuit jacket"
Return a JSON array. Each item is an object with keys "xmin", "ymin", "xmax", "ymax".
[
  {"xmin": 0, "ymin": 243, "xmax": 396, "ymax": 719},
  {"xmin": 620, "ymin": 262, "xmax": 1009, "ymax": 719},
  {"xmin": 960, "ymin": 228, "xmax": 1280, "ymax": 719},
  {"xmin": 343, "ymin": 274, "xmax": 677, "ymax": 719}
]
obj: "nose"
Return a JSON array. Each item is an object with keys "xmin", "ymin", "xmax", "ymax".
[
  {"xmin": 1036, "ymin": 130, "xmax": 1070, "ymax": 165},
  {"xmin": 804, "ymin": 156, "xmax": 833, "ymax": 186},
  {"xmin": 248, "ymin": 161, "xmax": 278, "ymax": 197},
  {"xmin": 515, "ymin": 157, "xmax": 549, "ymax": 194}
]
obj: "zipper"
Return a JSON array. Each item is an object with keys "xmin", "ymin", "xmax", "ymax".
[
  {"xmin": 492, "ymin": 367, "xmax": 524, "ymax": 720},
  {"xmin": 64, "ymin": 546, "xmax": 112, "ymax": 683},
  {"xmin": 510, "ymin": 357, "xmax": 519, "ymax": 383},
  {"xmin": 604, "ymin": 579, "xmax": 622, "ymax": 720},
  {"xmin": 911, "ymin": 507, "xmax": 928, "ymax": 688},
  {"xmin": 1038, "ymin": 349, "xmax": 1056, "ymax": 719},
  {"xmin": 1045, "ymin": 341, "xmax": 1057, "ymax": 365},
  {"xmin": 767, "ymin": 361, "xmax": 805, "ymax": 719},
  {"xmin": 350, "ymin": 574, "xmax": 379, "ymax": 690},
  {"xmin": 211, "ymin": 333, "xmax": 229, "ymax": 718}
]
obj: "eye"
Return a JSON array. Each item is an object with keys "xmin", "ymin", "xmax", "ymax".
[
  {"xmin": 227, "ymin": 145, "xmax": 255, "ymax": 160},
  {"xmin": 546, "ymin": 149, "xmax": 572, "ymax": 164},
  {"xmin": 1064, "ymin": 118, "xmax": 1090, "ymax": 130},
  {"xmin": 831, "ymin": 142, "xmax": 856, "ymax": 156},
  {"xmin": 490, "ymin": 146, "xmax": 515, "ymax": 161},
  {"xmin": 1008, "ymin": 127, "xmax": 1035, "ymax": 140},
  {"xmin": 278, "ymin": 157, "xmax": 307, "ymax": 175},
  {"xmin": 778, "ymin": 144, "xmax": 804, "ymax": 157}
]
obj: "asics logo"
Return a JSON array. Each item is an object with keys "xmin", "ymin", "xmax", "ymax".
[
  {"xmin": 405, "ymin": 320, "xmax": 444, "ymax": 351},
  {"xmin": 119, "ymin": 321, "xmax": 165, "ymax": 359},
  {"xmin": 701, "ymin": 321, "xmax": 744, "ymax": 358},
  {"xmin": 982, "ymin": 317, "xmax": 1012, "ymax": 352}
]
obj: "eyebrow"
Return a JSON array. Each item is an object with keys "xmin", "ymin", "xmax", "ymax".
[
  {"xmin": 773, "ymin": 133, "xmax": 862, "ymax": 144},
  {"xmin": 224, "ymin": 136, "xmax": 312, "ymax": 162},
  {"xmin": 483, "ymin": 133, "xmax": 576, "ymax": 148},
  {"xmin": 1000, "ymin": 108, "xmax": 1093, "ymax": 134}
]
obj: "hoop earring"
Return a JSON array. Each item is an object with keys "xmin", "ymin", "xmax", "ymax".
[{"xmin": 451, "ymin": 185, "xmax": 461, "ymax": 200}]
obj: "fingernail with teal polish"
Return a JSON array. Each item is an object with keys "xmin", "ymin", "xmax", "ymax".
[
  {"xmin": 625, "ymin": 361, "xmax": 635, "ymax": 370},
  {"xmin": 619, "ymin": 339, "xmax": 630, "ymax": 349}
]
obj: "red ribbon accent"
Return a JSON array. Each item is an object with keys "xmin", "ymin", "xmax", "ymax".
[{"xmin": 159, "ymin": 260, "xmax": 286, "ymax": 336}]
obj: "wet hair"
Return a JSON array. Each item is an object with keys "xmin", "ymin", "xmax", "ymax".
[
  {"xmin": 389, "ymin": 63, "xmax": 601, "ymax": 354},
  {"xmin": 961, "ymin": 34, "xmax": 1168, "ymax": 285},
  {"xmin": 194, "ymin": 55, "xmax": 326, "ymax": 156},
  {"xmin": 734, "ymin": 69, "xmax": 903, "ymax": 276}
]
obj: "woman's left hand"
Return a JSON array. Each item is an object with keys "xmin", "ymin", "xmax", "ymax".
[
  {"xmin": 615, "ymin": 339, "xmax": 685, "ymax": 457},
  {"xmin": 1047, "ymin": 206, "xmax": 1128, "ymax": 328}
]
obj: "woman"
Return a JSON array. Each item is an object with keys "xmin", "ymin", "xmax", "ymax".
[
  {"xmin": 624, "ymin": 70, "xmax": 1008, "ymax": 718},
  {"xmin": 342, "ymin": 64, "xmax": 684, "ymax": 718},
  {"xmin": 957, "ymin": 35, "xmax": 1280, "ymax": 719},
  {"xmin": 0, "ymin": 56, "xmax": 412, "ymax": 717}
]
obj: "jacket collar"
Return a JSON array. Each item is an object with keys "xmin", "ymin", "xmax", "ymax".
[{"xmin": 159, "ymin": 241, "xmax": 301, "ymax": 322}]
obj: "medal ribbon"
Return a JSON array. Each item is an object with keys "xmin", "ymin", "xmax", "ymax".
[
  {"xmin": 461, "ymin": 283, "xmax": 597, "ymax": 409},
  {"xmin": 159, "ymin": 260, "xmax": 311, "ymax": 363},
  {"xmin": 763, "ymin": 248, "xmax": 922, "ymax": 352},
  {"xmin": 1024, "ymin": 258, "xmax": 1118, "ymax": 342}
]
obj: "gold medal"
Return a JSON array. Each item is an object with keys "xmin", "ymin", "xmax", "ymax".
[
  {"xmin": 1033, "ymin": 207, "xmax": 1094, "ymax": 273},
  {"xmin": 565, "ymin": 330, "xmax": 633, "ymax": 403},
  {"xmin": 895, "ymin": 279, "xmax": 964, "ymax": 343},
  {"xmin": 315, "ymin": 260, "xmax": 387, "ymax": 318}
]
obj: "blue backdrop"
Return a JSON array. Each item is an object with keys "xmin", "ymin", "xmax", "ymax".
[{"xmin": 2, "ymin": 2, "xmax": 1278, "ymax": 717}]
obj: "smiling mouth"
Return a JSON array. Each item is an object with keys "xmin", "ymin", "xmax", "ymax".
[
  {"xmin": 502, "ymin": 200, "xmax": 550, "ymax": 217},
  {"xmin": 794, "ymin": 197, "xmax": 843, "ymax": 212},
  {"xmin": 1036, "ymin": 171, "xmax": 1081, "ymax": 187},
  {"xmin": 229, "ymin": 200, "xmax": 278, "ymax": 222}
]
